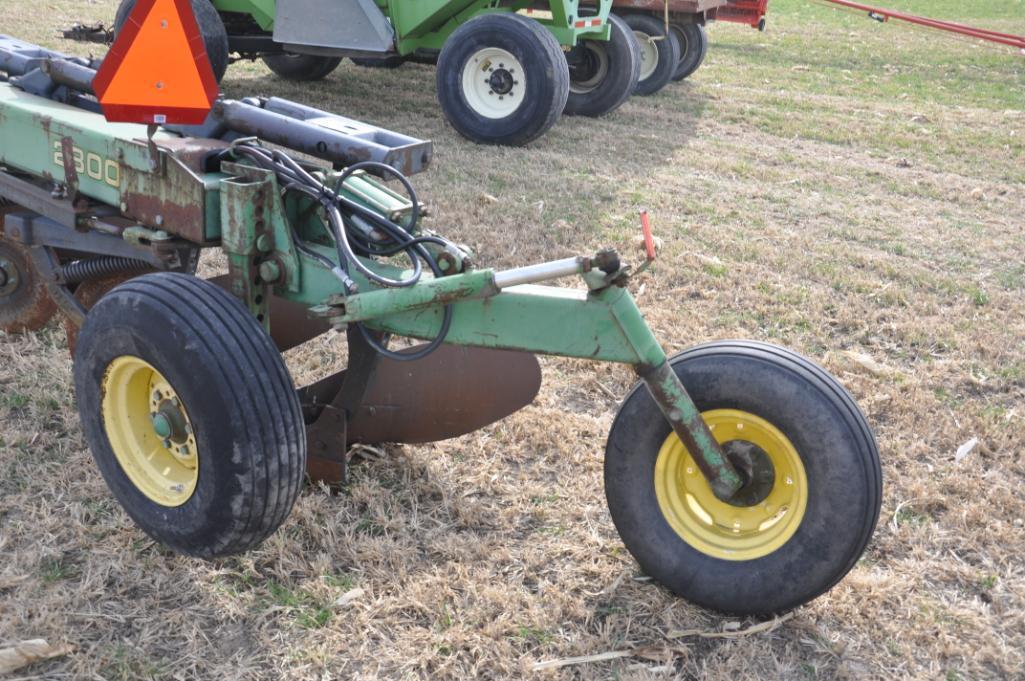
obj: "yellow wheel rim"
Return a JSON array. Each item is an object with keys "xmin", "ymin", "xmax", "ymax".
[
  {"xmin": 101, "ymin": 356, "xmax": 199, "ymax": 507},
  {"xmin": 654, "ymin": 409, "xmax": 808, "ymax": 561}
]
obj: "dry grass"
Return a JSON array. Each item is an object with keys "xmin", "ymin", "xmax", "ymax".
[{"xmin": 2, "ymin": 0, "xmax": 1024, "ymax": 678}]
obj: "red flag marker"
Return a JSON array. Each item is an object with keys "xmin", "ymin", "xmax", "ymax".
[{"xmin": 92, "ymin": 0, "xmax": 218, "ymax": 125}]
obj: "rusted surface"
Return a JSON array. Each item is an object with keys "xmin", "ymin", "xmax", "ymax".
[
  {"xmin": 299, "ymin": 344, "xmax": 542, "ymax": 484},
  {"xmin": 59, "ymin": 136, "xmax": 79, "ymax": 196},
  {"xmin": 346, "ymin": 345, "xmax": 541, "ymax": 445},
  {"xmin": 210, "ymin": 275, "xmax": 331, "ymax": 351},
  {"xmin": 63, "ymin": 270, "xmax": 152, "ymax": 355},
  {"xmin": 120, "ymin": 147, "xmax": 217, "ymax": 244},
  {"xmin": 0, "ymin": 237, "xmax": 58, "ymax": 332}
]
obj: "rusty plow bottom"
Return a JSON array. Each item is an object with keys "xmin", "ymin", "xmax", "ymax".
[{"xmin": 299, "ymin": 344, "xmax": 543, "ymax": 483}]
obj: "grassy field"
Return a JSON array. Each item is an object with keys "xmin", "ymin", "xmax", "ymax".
[{"xmin": 1, "ymin": 0, "xmax": 1024, "ymax": 678}]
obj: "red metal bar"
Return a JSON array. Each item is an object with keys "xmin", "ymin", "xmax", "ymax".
[{"xmin": 818, "ymin": 0, "xmax": 1025, "ymax": 50}]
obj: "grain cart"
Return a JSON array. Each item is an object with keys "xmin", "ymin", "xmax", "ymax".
[
  {"xmin": 0, "ymin": 21, "xmax": 882, "ymax": 615},
  {"xmin": 107, "ymin": 0, "xmax": 642, "ymax": 146}
]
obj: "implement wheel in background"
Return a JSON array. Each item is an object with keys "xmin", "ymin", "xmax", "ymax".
[
  {"xmin": 605, "ymin": 341, "xmax": 882, "ymax": 615},
  {"xmin": 564, "ymin": 13, "xmax": 640, "ymax": 117},
  {"xmin": 74, "ymin": 273, "xmax": 306, "ymax": 557},
  {"xmin": 670, "ymin": 22, "xmax": 708, "ymax": 82},
  {"xmin": 623, "ymin": 13, "xmax": 680, "ymax": 96},
  {"xmin": 114, "ymin": 0, "xmax": 229, "ymax": 82},
  {"xmin": 0, "ymin": 237, "xmax": 56, "ymax": 333},
  {"xmin": 437, "ymin": 13, "xmax": 570, "ymax": 146},
  {"xmin": 263, "ymin": 53, "xmax": 343, "ymax": 81}
]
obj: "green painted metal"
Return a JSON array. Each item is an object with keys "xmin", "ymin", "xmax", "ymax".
[
  {"xmin": 210, "ymin": 0, "xmax": 613, "ymax": 52},
  {"xmin": 0, "ymin": 87, "xmax": 158, "ymax": 213},
  {"xmin": 215, "ymin": 0, "xmax": 277, "ymax": 29},
  {"xmin": 1, "ymin": 75, "xmax": 740, "ymax": 504}
]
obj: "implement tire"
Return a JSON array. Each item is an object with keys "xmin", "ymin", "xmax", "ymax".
[
  {"xmin": 564, "ymin": 13, "xmax": 640, "ymax": 117},
  {"xmin": 624, "ymin": 13, "xmax": 680, "ymax": 96},
  {"xmin": 670, "ymin": 22, "xmax": 708, "ymax": 82},
  {"xmin": 605, "ymin": 340, "xmax": 882, "ymax": 615},
  {"xmin": 437, "ymin": 13, "xmax": 569, "ymax": 146},
  {"xmin": 74, "ymin": 273, "xmax": 306, "ymax": 558}
]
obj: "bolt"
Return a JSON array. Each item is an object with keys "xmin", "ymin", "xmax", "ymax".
[
  {"xmin": 259, "ymin": 260, "xmax": 282, "ymax": 284},
  {"xmin": 162, "ymin": 438, "xmax": 172, "ymax": 449},
  {"xmin": 669, "ymin": 408, "xmax": 683, "ymax": 421},
  {"xmin": 178, "ymin": 446, "xmax": 189, "ymax": 457},
  {"xmin": 170, "ymin": 484, "xmax": 184, "ymax": 493},
  {"xmin": 255, "ymin": 233, "xmax": 273, "ymax": 253},
  {"xmin": 152, "ymin": 390, "xmax": 161, "ymax": 401},
  {"xmin": 151, "ymin": 413, "xmax": 172, "ymax": 439},
  {"xmin": 155, "ymin": 82, "xmax": 164, "ymax": 90},
  {"xmin": 154, "ymin": 215, "xmax": 164, "ymax": 227}
]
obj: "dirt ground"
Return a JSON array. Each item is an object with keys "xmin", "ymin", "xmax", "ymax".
[{"xmin": 1, "ymin": 0, "xmax": 1023, "ymax": 678}]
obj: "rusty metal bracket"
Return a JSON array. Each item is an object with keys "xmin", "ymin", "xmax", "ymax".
[{"xmin": 302, "ymin": 326, "xmax": 387, "ymax": 484}]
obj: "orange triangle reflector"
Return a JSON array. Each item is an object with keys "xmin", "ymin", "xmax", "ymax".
[{"xmin": 93, "ymin": 0, "xmax": 218, "ymax": 125}]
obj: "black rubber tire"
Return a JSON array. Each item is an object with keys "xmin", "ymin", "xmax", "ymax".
[
  {"xmin": 670, "ymin": 22, "xmax": 708, "ymax": 82},
  {"xmin": 436, "ymin": 13, "xmax": 570, "ymax": 146},
  {"xmin": 0, "ymin": 237, "xmax": 56, "ymax": 333},
  {"xmin": 604, "ymin": 340, "xmax": 882, "ymax": 615},
  {"xmin": 114, "ymin": 0, "xmax": 229, "ymax": 82},
  {"xmin": 73, "ymin": 273, "xmax": 306, "ymax": 558},
  {"xmin": 564, "ymin": 13, "xmax": 639, "ymax": 117},
  {"xmin": 262, "ymin": 53, "xmax": 343, "ymax": 81},
  {"xmin": 351, "ymin": 55, "xmax": 405, "ymax": 69},
  {"xmin": 623, "ymin": 13, "xmax": 680, "ymax": 96}
]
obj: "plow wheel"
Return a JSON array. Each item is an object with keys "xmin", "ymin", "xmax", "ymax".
[
  {"xmin": 64, "ymin": 271, "xmax": 152, "ymax": 355},
  {"xmin": 74, "ymin": 273, "xmax": 306, "ymax": 557},
  {"xmin": 605, "ymin": 341, "xmax": 881, "ymax": 615},
  {"xmin": 0, "ymin": 238, "xmax": 57, "ymax": 333}
]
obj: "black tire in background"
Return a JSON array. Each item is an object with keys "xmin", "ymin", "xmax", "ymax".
[
  {"xmin": 604, "ymin": 340, "xmax": 882, "ymax": 615},
  {"xmin": 262, "ymin": 53, "xmax": 343, "ymax": 81},
  {"xmin": 74, "ymin": 273, "xmax": 307, "ymax": 558},
  {"xmin": 564, "ymin": 13, "xmax": 640, "ymax": 117},
  {"xmin": 114, "ymin": 0, "xmax": 230, "ymax": 82},
  {"xmin": 623, "ymin": 13, "xmax": 680, "ymax": 96},
  {"xmin": 670, "ymin": 22, "xmax": 708, "ymax": 82},
  {"xmin": 436, "ymin": 13, "xmax": 570, "ymax": 146}
]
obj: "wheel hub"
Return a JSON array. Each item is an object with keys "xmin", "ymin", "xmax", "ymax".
[
  {"xmin": 461, "ymin": 47, "xmax": 526, "ymax": 119},
  {"xmin": 102, "ymin": 356, "xmax": 200, "ymax": 506},
  {"xmin": 0, "ymin": 255, "xmax": 20, "ymax": 296},
  {"xmin": 567, "ymin": 42, "xmax": 609, "ymax": 94},
  {"xmin": 653, "ymin": 409, "xmax": 808, "ymax": 561},
  {"xmin": 488, "ymin": 68, "xmax": 514, "ymax": 95},
  {"xmin": 722, "ymin": 440, "xmax": 776, "ymax": 507}
]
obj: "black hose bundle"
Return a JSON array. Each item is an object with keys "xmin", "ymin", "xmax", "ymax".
[{"xmin": 228, "ymin": 143, "xmax": 456, "ymax": 361}]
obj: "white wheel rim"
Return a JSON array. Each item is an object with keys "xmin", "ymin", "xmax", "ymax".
[
  {"xmin": 461, "ymin": 47, "xmax": 526, "ymax": 119},
  {"xmin": 633, "ymin": 31, "xmax": 659, "ymax": 81},
  {"xmin": 569, "ymin": 41, "xmax": 610, "ymax": 95}
]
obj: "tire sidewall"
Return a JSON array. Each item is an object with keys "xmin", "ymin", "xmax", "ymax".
[
  {"xmin": 437, "ymin": 14, "xmax": 568, "ymax": 145},
  {"xmin": 605, "ymin": 343, "xmax": 880, "ymax": 614}
]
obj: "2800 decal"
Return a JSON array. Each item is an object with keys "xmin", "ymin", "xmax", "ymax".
[{"xmin": 52, "ymin": 140, "xmax": 120, "ymax": 188}]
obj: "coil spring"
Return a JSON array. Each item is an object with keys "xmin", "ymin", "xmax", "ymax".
[{"xmin": 58, "ymin": 256, "xmax": 151, "ymax": 284}]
